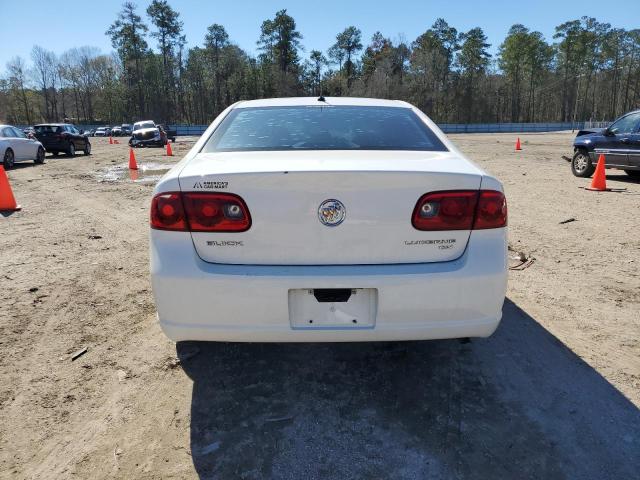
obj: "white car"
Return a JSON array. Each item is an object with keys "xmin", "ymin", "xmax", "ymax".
[
  {"xmin": 1, "ymin": 124, "xmax": 45, "ymax": 169},
  {"xmin": 150, "ymin": 97, "xmax": 508, "ymax": 342},
  {"xmin": 94, "ymin": 127, "xmax": 109, "ymax": 137}
]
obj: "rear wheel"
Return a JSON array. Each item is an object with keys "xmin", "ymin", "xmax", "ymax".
[
  {"xmin": 34, "ymin": 147, "xmax": 45, "ymax": 164},
  {"xmin": 624, "ymin": 170, "xmax": 640, "ymax": 179},
  {"xmin": 84, "ymin": 143, "xmax": 91, "ymax": 155},
  {"xmin": 571, "ymin": 149, "xmax": 594, "ymax": 177},
  {"xmin": 67, "ymin": 142, "xmax": 75, "ymax": 157},
  {"xmin": 3, "ymin": 149, "xmax": 15, "ymax": 169}
]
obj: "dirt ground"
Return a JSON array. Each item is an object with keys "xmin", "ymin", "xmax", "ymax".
[{"xmin": 0, "ymin": 132, "xmax": 638, "ymax": 479}]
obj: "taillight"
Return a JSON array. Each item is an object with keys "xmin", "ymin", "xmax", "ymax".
[
  {"xmin": 182, "ymin": 192, "xmax": 251, "ymax": 232},
  {"xmin": 150, "ymin": 192, "xmax": 251, "ymax": 232},
  {"xmin": 412, "ymin": 190, "xmax": 506, "ymax": 231},
  {"xmin": 474, "ymin": 190, "xmax": 507, "ymax": 229},
  {"xmin": 150, "ymin": 193, "xmax": 187, "ymax": 230}
]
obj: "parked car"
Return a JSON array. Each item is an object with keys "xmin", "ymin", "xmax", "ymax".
[
  {"xmin": 150, "ymin": 97, "xmax": 508, "ymax": 343},
  {"xmin": 94, "ymin": 127, "xmax": 109, "ymax": 137},
  {"xmin": 121, "ymin": 124, "xmax": 132, "ymax": 136},
  {"xmin": 157, "ymin": 124, "xmax": 176, "ymax": 142},
  {"xmin": 572, "ymin": 110, "xmax": 640, "ymax": 178},
  {"xmin": 33, "ymin": 123, "xmax": 91, "ymax": 157},
  {"xmin": 86, "ymin": 128, "xmax": 96, "ymax": 137},
  {"xmin": 130, "ymin": 120, "xmax": 168, "ymax": 147},
  {"xmin": 1, "ymin": 124, "xmax": 46, "ymax": 168},
  {"xmin": 111, "ymin": 126, "xmax": 123, "ymax": 136}
]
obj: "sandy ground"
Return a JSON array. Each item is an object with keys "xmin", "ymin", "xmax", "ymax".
[{"xmin": 0, "ymin": 132, "xmax": 638, "ymax": 479}]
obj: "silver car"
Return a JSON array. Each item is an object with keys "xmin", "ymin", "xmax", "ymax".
[{"xmin": 1, "ymin": 125, "xmax": 45, "ymax": 169}]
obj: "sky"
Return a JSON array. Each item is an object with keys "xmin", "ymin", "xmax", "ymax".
[{"xmin": 1, "ymin": 0, "xmax": 639, "ymax": 70}]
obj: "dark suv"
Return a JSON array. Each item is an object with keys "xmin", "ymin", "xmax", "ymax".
[
  {"xmin": 34, "ymin": 123, "xmax": 91, "ymax": 156},
  {"xmin": 572, "ymin": 110, "xmax": 640, "ymax": 178}
]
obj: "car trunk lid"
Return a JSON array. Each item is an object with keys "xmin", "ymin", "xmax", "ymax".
[{"xmin": 178, "ymin": 150, "xmax": 484, "ymax": 265}]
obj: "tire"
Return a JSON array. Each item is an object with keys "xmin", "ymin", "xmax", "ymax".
[
  {"xmin": 84, "ymin": 142, "xmax": 91, "ymax": 155},
  {"xmin": 52, "ymin": 151, "xmax": 59, "ymax": 156},
  {"xmin": 67, "ymin": 142, "xmax": 75, "ymax": 157},
  {"xmin": 3, "ymin": 148, "xmax": 15, "ymax": 169},
  {"xmin": 34, "ymin": 147, "xmax": 45, "ymax": 164},
  {"xmin": 624, "ymin": 170, "xmax": 640, "ymax": 179},
  {"xmin": 571, "ymin": 149, "xmax": 595, "ymax": 178}
]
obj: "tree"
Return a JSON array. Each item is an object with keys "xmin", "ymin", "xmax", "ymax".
[
  {"xmin": 456, "ymin": 27, "xmax": 491, "ymax": 122},
  {"xmin": 258, "ymin": 10, "xmax": 302, "ymax": 73},
  {"xmin": 5, "ymin": 57, "xmax": 32, "ymax": 124},
  {"xmin": 106, "ymin": 2, "xmax": 149, "ymax": 117},
  {"xmin": 205, "ymin": 24, "xmax": 229, "ymax": 114},
  {"xmin": 31, "ymin": 46, "xmax": 58, "ymax": 121},
  {"xmin": 331, "ymin": 26, "xmax": 363, "ymax": 89},
  {"xmin": 409, "ymin": 18, "xmax": 459, "ymax": 118},
  {"xmin": 309, "ymin": 50, "xmax": 327, "ymax": 95},
  {"xmin": 147, "ymin": 0, "xmax": 183, "ymax": 122}
]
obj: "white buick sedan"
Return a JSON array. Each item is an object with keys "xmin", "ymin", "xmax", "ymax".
[{"xmin": 150, "ymin": 97, "xmax": 507, "ymax": 342}]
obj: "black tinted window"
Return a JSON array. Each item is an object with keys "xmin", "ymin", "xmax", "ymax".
[
  {"xmin": 202, "ymin": 106, "xmax": 447, "ymax": 152},
  {"xmin": 34, "ymin": 125, "xmax": 62, "ymax": 133}
]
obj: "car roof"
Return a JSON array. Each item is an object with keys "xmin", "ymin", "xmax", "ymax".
[
  {"xmin": 34, "ymin": 123, "xmax": 72, "ymax": 126},
  {"xmin": 234, "ymin": 97, "xmax": 411, "ymax": 109}
]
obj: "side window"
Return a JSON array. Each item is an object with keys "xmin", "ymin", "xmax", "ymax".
[
  {"xmin": 609, "ymin": 113, "xmax": 640, "ymax": 134},
  {"xmin": 11, "ymin": 127, "xmax": 26, "ymax": 138},
  {"xmin": 2, "ymin": 127, "xmax": 15, "ymax": 138}
]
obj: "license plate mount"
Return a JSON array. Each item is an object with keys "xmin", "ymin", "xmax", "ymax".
[{"xmin": 288, "ymin": 288, "xmax": 378, "ymax": 329}]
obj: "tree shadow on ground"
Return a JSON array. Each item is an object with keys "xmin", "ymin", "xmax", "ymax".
[{"xmin": 177, "ymin": 299, "xmax": 639, "ymax": 480}]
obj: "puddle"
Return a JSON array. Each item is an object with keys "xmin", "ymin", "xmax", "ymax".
[{"xmin": 96, "ymin": 162, "xmax": 175, "ymax": 184}]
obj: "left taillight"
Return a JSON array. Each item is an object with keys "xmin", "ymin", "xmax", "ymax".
[{"xmin": 150, "ymin": 192, "xmax": 251, "ymax": 232}]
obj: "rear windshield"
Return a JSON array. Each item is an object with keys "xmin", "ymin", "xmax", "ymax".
[
  {"xmin": 202, "ymin": 106, "xmax": 448, "ymax": 152},
  {"xmin": 34, "ymin": 125, "xmax": 62, "ymax": 133}
]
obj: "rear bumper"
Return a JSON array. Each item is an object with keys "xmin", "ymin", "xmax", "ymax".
[{"xmin": 151, "ymin": 229, "xmax": 508, "ymax": 342}]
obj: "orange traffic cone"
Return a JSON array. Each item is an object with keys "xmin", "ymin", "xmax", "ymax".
[
  {"xmin": 129, "ymin": 147, "xmax": 138, "ymax": 170},
  {"xmin": 166, "ymin": 142, "xmax": 173, "ymax": 156},
  {"xmin": 586, "ymin": 154, "xmax": 608, "ymax": 191},
  {"xmin": 129, "ymin": 169, "xmax": 139, "ymax": 181},
  {"xmin": 113, "ymin": 139, "xmax": 120, "ymax": 144},
  {"xmin": 0, "ymin": 166, "xmax": 21, "ymax": 212},
  {"xmin": 515, "ymin": 137, "xmax": 522, "ymax": 151},
  {"xmin": 109, "ymin": 136, "xmax": 113, "ymax": 145}
]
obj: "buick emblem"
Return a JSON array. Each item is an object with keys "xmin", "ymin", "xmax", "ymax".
[{"xmin": 318, "ymin": 199, "xmax": 346, "ymax": 227}]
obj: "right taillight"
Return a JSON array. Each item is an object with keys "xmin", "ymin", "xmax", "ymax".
[
  {"xmin": 412, "ymin": 190, "xmax": 507, "ymax": 231},
  {"xmin": 150, "ymin": 192, "xmax": 251, "ymax": 232},
  {"xmin": 473, "ymin": 190, "xmax": 507, "ymax": 229}
]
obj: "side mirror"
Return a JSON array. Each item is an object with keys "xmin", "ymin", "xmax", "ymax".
[
  {"xmin": 602, "ymin": 127, "xmax": 613, "ymax": 136},
  {"xmin": 79, "ymin": 129, "xmax": 84, "ymax": 134}
]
